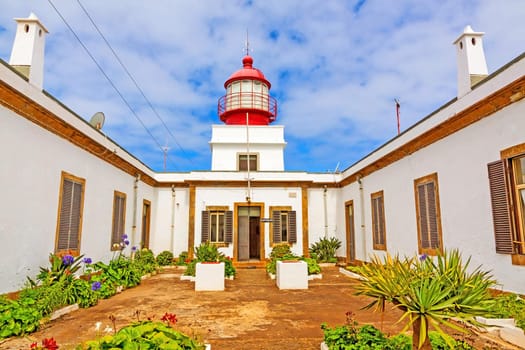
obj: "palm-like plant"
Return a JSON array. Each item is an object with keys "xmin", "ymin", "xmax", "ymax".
[{"xmin": 354, "ymin": 249, "xmax": 496, "ymax": 349}]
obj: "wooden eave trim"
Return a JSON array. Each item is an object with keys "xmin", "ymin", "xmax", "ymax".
[
  {"xmin": 181, "ymin": 179, "xmax": 338, "ymax": 188},
  {"xmin": 0, "ymin": 80, "xmax": 157, "ymax": 187},
  {"xmin": 340, "ymin": 76, "xmax": 525, "ymax": 187}
]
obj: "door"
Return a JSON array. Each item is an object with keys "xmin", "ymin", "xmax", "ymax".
[
  {"xmin": 237, "ymin": 206, "xmax": 261, "ymax": 261},
  {"xmin": 141, "ymin": 200, "xmax": 151, "ymax": 249},
  {"xmin": 345, "ymin": 201, "xmax": 356, "ymax": 262}
]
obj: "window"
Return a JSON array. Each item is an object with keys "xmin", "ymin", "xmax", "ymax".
[
  {"xmin": 55, "ymin": 172, "xmax": 85, "ymax": 254},
  {"xmin": 111, "ymin": 191, "xmax": 127, "ymax": 249},
  {"xmin": 201, "ymin": 207, "xmax": 233, "ymax": 244},
  {"xmin": 414, "ymin": 173, "xmax": 443, "ymax": 255},
  {"xmin": 488, "ymin": 153, "xmax": 525, "ymax": 261},
  {"xmin": 371, "ymin": 191, "xmax": 386, "ymax": 250},
  {"xmin": 238, "ymin": 154, "xmax": 258, "ymax": 171},
  {"xmin": 270, "ymin": 207, "xmax": 297, "ymax": 245}
]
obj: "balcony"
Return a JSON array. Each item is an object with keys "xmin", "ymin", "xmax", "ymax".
[{"xmin": 218, "ymin": 92, "xmax": 277, "ymax": 123}]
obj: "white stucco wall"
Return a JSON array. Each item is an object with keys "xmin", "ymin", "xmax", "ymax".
[
  {"xmin": 0, "ymin": 104, "xmax": 155, "ymax": 293},
  {"xmin": 340, "ymin": 94, "xmax": 525, "ymax": 294}
]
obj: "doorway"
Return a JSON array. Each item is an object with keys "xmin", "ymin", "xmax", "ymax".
[
  {"xmin": 141, "ymin": 200, "xmax": 151, "ymax": 249},
  {"xmin": 345, "ymin": 200, "xmax": 356, "ymax": 262},
  {"xmin": 237, "ymin": 205, "xmax": 261, "ymax": 261}
]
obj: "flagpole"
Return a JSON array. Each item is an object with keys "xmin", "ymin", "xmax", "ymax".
[{"xmin": 395, "ymin": 99, "xmax": 401, "ymax": 135}]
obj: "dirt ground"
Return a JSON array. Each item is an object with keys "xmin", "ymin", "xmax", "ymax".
[{"xmin": 0, "ymin": 266, "xmax": 519, "ymax": 350}]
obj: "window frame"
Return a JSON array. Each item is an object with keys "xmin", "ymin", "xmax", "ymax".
[
  {"xmin": 55, "ymin": 171, "xmax": 85, "ymax": 255},
  {"xmin": 414, "ymin": 173, "xmax": 443, "ymax": 255},
  {"xmin": 269, "ymin": 206, "xmax": 297, "ymax": 246},
  {"xmin": 111, "ymin": 191, "xmax": 127, "ymax": 250},
  {"xmin": 238, "ymin": 153, "xmax": 258, "ymax": 171},
  {"xmin": 370, "ymin": 190, "xmax": 387, "ymax": 250},
  {"xmin": 201, "ymin": 206, "xmax": 232, "ymax": 246}
]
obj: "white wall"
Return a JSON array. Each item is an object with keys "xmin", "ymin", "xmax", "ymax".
[
  {"xmin": 0, "ymin": 104, "xmax": 154, "ymax": 294},
  {"xmin": 340, "ymin": 98, "xmax": 525, "ymax": 294}
]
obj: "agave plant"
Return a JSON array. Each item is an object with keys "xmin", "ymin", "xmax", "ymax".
[
  {"xmin": 309, "ymin": 237, "xmax": 342, "ymax": 263},
  {"xmin": 354, "ymin": 249, "xmax": 496, "ymax": 349}
]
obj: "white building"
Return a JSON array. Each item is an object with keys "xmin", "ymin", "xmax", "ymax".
[{"xmin": 1, "ymin": 15, "xmax": 524, "ymax": 294}]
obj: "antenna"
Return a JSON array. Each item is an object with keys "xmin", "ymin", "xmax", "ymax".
[
  {"xmin": 244, "ymin": 29, "xmax": 251, "ymax": 56},
  {"xmin": 89, "ymin": 111, "xmax": 105, "ymax": 130}
]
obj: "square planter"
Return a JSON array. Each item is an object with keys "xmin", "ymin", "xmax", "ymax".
[
  {"xmin": 276, "ymin": 260, "xmax": 308, "ymax": 290},
  {"xmin": 195, "ymin": 262, "xmax": 225, "ymax": 291}
]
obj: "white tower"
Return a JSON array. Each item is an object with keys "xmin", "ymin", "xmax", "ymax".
[
  {"xmin": 453, "ymin": 25, "xmax": 488, "ymax": 98},
  {"xmin": 9, "ymin": 13, "xmax": 49, "ymax": 90}
]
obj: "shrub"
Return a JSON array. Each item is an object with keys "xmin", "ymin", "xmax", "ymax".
[
  {"xmin": 134, "ymin": 248, "xmax": 158, "ymax": 274},
  {"xmin": 0, "ymin": 296, "xmax": 41, "ymax": 339},
  {"xmin": 156, "ymin": 250, "xmax": 174, "ymax": 266},
  {"xmin": 354, "ymin": 249, "xmax": 496, "ymax": 349},
  {"xmin": 486, "ymin": 293, "xmax": 525, "ymax": 330},
  {"xmin": 194, "ymin": 242, "xmax": 224, "ymax": 262},
  {"xmin": 270, "ymin": 243, "xmax": 292, "ymax": 260},
  {"xmin": 309, "ymin": 237, "xmax": 342, "ymax": 263},
  {"xmin": 177, "ymin": 251, "xmax": 189, "ymax": 265}
]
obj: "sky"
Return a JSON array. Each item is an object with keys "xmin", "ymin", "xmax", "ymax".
[{"xmin": 1, "ymin": 0, "xmax": 524, "ymax": 173}]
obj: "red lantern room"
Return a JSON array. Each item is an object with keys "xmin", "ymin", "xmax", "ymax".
[{"xmin": 218, "ymin": 55, "xmax": 277, "ymax": 125}]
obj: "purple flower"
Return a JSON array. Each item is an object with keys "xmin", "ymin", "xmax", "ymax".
[
  {"xmin": 83, "ymin": 257, "xmax": 92, "ymax": 264},
  {"xmin": 121, "ymin": 234, "xmax": 128, "ymax": 240},
  {"xmin": 124, "ymin": 239, "xmax": 130, "ymax": 246},
  {"xmin": 62, "ymin": 255, "xmax": 74, "ymax": 266},
  {"xmin": 419, "ymin": 253, "xmax": 428, "ymax": 261},
  {"xmin": 131, "ymin": 246, "xmax": 138, "ymax": 252},
  {"xmin": 91, "ymin": 281, "xmax": 101, "ymax": 291}
]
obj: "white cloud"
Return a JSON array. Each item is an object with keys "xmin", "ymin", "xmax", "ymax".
[{"xmin": 1, "ymin": 0, "xmax": 524, "ymax": 172}]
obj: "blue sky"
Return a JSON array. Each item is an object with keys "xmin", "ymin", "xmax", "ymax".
[{"xmin": 1, "ymin": 0, "xmax": 524, "ymax": 173}]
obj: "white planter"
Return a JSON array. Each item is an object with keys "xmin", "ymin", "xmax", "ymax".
[
  {"xmin": 338, "ymin": 267, "xmax": 366, "ymax": 280},
  {"xmin": 50, "ymin": 303, "xmax": 79, "ymax": 320},
  {"xmin": 308, "ymin": 273, "xmax": 323, "ymax": 280},
  {"xmin": 195, "ymin": 262, "xmax": 225, "ymax": 291},
  {"xmin": 500, "ymin": 325, "xmax": 525, "ymax": 348},
  {"xmin": 276, "ymin": 260, "xmax": 308, "ymax": 290},
  {"xmin": 180, "ymin": 275, "xmax": 195, "ymax": 281},
  {"xmin": 320, "ymin": 341, "xmax": 329, "ymax": 350},
  {"xmin": 475, "ymin": 316, "xmax": 516, "ymax": 328}
]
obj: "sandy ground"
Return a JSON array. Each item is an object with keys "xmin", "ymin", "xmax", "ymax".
[{"xmin": 0, "ymin": 266, "xmax": 518, "ymax": 350}]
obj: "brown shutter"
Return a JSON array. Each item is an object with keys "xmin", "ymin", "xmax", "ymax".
[
  {"xmin": 69, "ymin": 182, "xmax": 82, "ymax": 250},
  {"xmin": 288, "ymin": 211, "xmax": 297, "ymax": 244},
  {"xmin": 201, "ymin": 211, "xmax": 209, "ymax": 243},
  {"xmin": 225, "ymin": 211, "xmax": 233, "ymax": 243},
  {"xmin": 378, "ymin": 196, "xmax": 385, "ymax": 246},
  {"xmin": 487, "ymin": 160, "xmax": 514, "ymax": 254},
  {"xmin": 426, "ymin": 182, "xmax": 440, "ymax": 249},
  {"xmin": 272, "ymin": 210, "xmax": 281, "ymax": 244},
  {"xmin": 58, "ymin": 179, "xmax": 73, "ymax": 250},
  {"xmin": 418, "ymin": 184, "xmax": 430, "ymax": 249}
]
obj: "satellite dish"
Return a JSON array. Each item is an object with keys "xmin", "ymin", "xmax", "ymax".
[{"xmin": 89, "ymin": 112, "xmax": 105, "ymax": 130}]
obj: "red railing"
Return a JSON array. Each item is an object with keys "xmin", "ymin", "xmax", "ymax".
[{"xmin": 218, "ymin": 92, "xmax": 277, "ymax": 121}]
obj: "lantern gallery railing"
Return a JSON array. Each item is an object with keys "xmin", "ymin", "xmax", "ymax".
[{"xmin": 218, "ymin": 92, "xmax": 277, "ymax": 120}]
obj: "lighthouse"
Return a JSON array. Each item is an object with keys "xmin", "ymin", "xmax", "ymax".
[{"xmin": 210, "ymin": 54, "xmax": 286, "ymax": 171}]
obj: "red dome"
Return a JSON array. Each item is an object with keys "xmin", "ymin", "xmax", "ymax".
[
  {"xmin": 218, "ymin": 55, "xmax": 277, "ymax": 125},
  {"xmin": 223, "ymin": 55, "xmax": 271, "ymax": 88}
]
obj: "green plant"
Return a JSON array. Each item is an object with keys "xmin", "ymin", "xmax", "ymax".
[
  {"xmin": 265, "ymin": 253, "xmax": 298, "ymax": 274},
  {"xmin": 194, "ymin": 241, "xmax": 224, "ymax": 262},
  {"xmin": 134, "ymin": 248, "xmax": 158, "ymax": 275},
  {"xmin": 310, "ymin": 237, "xmax": 342, "ymax": 263},
  {"xmin": 486, "ymin": 293, "xmax": 525, "ymax": 330},
  {"xmin": 354, "ymin": 250, "xmax": 496, "ymax": 349},
  {"xmin": 65, "ymin": 278, "xmax": 99, "ymax": 308},
  {"xmin": 270, "ymin": 243, "xmax": 293, "ymax": 259},
  {"xmin": 156, "ymin": 250, "xmax": 174, "ymax": 266},
  {"xmin": 0, "ymin": 295, "xmax": 41, "ymax": 339},
  {"xmin": 177, "ymin": 251, "xmax": 189, "ymax": 265},
  {"xmin": 19, "ymin": 280, "xmax": 69, "ymax": 316},
  {"xmin": 303, "ymin": 257, "xmax": 321, "ymax": 275},
  {"xmin": 33, "ymin": 253, "xmax": 84, "ymax": 286},
  {"xmin": 222, "ymin": 256, "xmax": 236, "ymax": 278},
  {"xmin": 78, "ymin": 320, "xmax": 206, "ymax": 349}
]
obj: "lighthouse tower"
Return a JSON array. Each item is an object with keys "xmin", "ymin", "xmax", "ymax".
[{"xmin": 210, "ymin": 54, "xmax": 286, "ymax": 171}]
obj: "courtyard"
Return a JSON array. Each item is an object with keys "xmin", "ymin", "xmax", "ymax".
[{"xmin": 0, "ymin": 265, "xmax": 517, "ymax": 350}]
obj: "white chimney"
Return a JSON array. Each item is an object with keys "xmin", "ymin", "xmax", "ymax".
[
  {"xmin": 453, "ymin": 25, "xmax": 488, "ymax": 98},
  {"xmin": 9, "ymin": 13, "xmax": 49, "ymax": 90}
]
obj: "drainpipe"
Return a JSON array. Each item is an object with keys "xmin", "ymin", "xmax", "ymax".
[
  {"xmin": 170, "ymin": 185, "xmax": 176, "ymax": 253},
  {"xmin": 323, "ymin": 185, "xmax": 328, "ymax": 238},
  {"xmin": 357, "ymin": 175, "xmax": 366, "ymax": 261},
  {"xmin": 132, "ymin": 173, "xmax": 140, "ymax": 248}
]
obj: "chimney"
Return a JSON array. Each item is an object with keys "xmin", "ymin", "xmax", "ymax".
[
  {"xmin": 453, "ymin": 25, "xmax": 488, "ymax": 98},
  {"xmin": 9, "ymin": 13, "xmax": 49, "ymax": 90}
]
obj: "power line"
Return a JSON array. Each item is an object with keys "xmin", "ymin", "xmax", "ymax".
[
  {"xmin": 75, "ymin": 0, "xmax": 187, "ymax": 158},
  {"xmin": 46, "ymin": 0, "xmax": 179, "ymax": 170}
]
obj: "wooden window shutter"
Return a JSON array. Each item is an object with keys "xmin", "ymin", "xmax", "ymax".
[
  {"xmin": 417, "ymin": 184, "xmax": 430, "ymax": 249},
  {"xmin": 111, "ymin": 194, "xmax": 125, "ymax": 246},
  {"xmin": 225, "ymin": 211, "xmax": 233, "ymax": 243},
  {"xmin": 272, "ymin": 210, "xmax": 281, "ymax": 244},
  {"xmin": 201, "ymin": 211, "xmax": 210, "ymax": 243},
  {"xmin": 57, "ymin": 179, "xmax": 82, "ymax": 251},
  {"xmin": 288, "ymin": 211, "xmax": 297, "ymax": 244},
  {"xmin": 57, "ymin": 179, "xmax": 73, "ymax": 250},
  {"xmin": 426, "ymin": 182, "xmax": 440, "ymax": 249},
  {"xmin": 378, "ymin": 196, "xmax": 385, "ymax": 246},
  {"xmin": 487, "ymin": 160, "xmax": 514, "ymax": 254}
]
